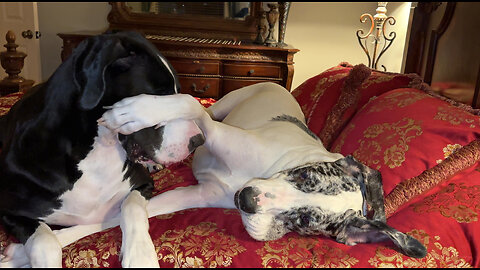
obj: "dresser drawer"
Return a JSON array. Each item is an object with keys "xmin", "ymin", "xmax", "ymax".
[
  {"xmin": 222, "ymin": 79, "xmax": 281, "ymax": 95},
  {"xmin": 178, "ymin": 77, "xmax": 220, "ymax": 98},
  {"xmin": 223, "ymin": 64, "xmax": 281, "ymax": 78},
  {"xmin": 169, "ymin": 60, "xmax": 220, "ymax": 75}
]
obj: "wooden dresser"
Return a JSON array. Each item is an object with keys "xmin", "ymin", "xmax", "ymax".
[{"xmin": 58, "ymin": 31, "xmax": 298, "ymax": 99}]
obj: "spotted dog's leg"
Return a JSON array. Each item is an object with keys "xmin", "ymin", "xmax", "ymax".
[
  {"xmin": 334, "ymin": 211, "xmax": 427, "ymax": 258},
  {"xmin": 99, "ymin": 93, "xmax": 210, "ymax": 136},
  {"xmin": 146, "ymin": 175, "xmax": 236, "ymax": 217},
  {"xmin": 120, "ymin": 190, "xmax": 159, "ymax": 268},
  {"xmin": 207, "ymin": 82, "xmax": 281, "ymax": 121}
]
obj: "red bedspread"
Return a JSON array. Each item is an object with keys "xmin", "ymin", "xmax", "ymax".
[{"xmin": 1, "ymin": 66, "xmax": 479, "ymax": 267}]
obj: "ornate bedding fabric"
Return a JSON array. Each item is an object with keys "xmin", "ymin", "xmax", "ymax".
[{"xmin": 0, "ymin": 63, "xmax": 479, "ymax": 267}]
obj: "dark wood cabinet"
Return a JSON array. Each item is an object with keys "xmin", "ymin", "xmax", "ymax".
[{"xmin": 58, "ymin": 31, "xmax": 298, "ymax": 99}]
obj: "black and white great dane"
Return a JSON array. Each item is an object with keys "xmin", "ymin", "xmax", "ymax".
[
  {"xmin": 96, "ymin": 82, "xmax": 427, "ymax": 259},
  {"xmin": 0, "ymin": 31, "xmax": 203, "ymax": 267}
]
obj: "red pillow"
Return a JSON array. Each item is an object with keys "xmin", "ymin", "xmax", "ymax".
[
  {"xmin": 292, "ymin": 63, "xmax": 429, "ymax": 149},
  {"xmin": 291, "ymin": 63, "xmax": 357, "ymax": 143},
  {"xmin": 330, "ymin": 88, "xmax": 480, "ymax": 215}
]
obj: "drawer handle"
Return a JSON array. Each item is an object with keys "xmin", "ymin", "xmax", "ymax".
[
  {"xmin": 191, "ymin": 83, "xmax": 210, "ymax": 93},
  {"xmin": 248, "ymin": 69, "xmax": 255, "ymax": 75}
]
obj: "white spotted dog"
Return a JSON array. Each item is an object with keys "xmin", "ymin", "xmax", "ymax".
[{"xmin": 96, "ymin": 82, "xmax": 426, "ymax": 258}]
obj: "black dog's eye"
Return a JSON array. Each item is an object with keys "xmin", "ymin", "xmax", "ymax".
[{"xmin": 300, "ymin": 171, "xmax": 308, "ymax": 179}]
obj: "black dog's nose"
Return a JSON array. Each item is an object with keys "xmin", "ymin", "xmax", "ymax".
[{"xmin": 235, "ymin": 186, "xmax": 261, "ymax": 214}]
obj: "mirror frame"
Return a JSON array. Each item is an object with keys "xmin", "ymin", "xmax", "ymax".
[{"xmin": 107, "ymin": 2, "xmax": 261, "ymax": 41}]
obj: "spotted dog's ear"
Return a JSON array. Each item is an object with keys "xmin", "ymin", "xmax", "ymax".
[
  {"xmin": 336, "ymin": 214, "xmax": 427, "ymax": 258},
  {"xmin": 335, "ymin": 155, "xmax": 386, "ymax": 222},
  {"xmin": 72, "ymin": 35, "xmax": 128, "ymax": 110}
]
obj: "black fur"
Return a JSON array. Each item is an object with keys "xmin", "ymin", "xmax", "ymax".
[
  {"xmin": 0, "ymin": 31, "xmax": 178, "ymax": 243},
  {"xmin": 271, "ymin": 114, "xmax": 320, "ymax": 141}
]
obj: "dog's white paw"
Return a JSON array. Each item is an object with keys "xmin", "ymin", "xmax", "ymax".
[
  {"xmin": 0, "ymin": 243, "xmax": 31, "ymax": 268},
  {"xmin": 121, "ymin": 235, "xmax": 159, "ymax": 268}
]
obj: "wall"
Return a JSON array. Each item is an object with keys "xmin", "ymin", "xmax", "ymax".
[
  {"xmin": 37, "ymin": 2, "xmax": 110, "ymax": 82},
  {"xmin": 36, "ymin": 2, "xmax": 411, "ymax": 89},
  {"xmin": 285, "ymin": 2, "xmax": 412, "ymax": 89}
]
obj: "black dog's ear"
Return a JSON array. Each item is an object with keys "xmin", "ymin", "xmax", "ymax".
[
  {"xmin": 114, "ymin": 31, "xmax": 180, "ymax": 94},
  {"xmin": 335, "ymin": 155, "xmax": 386, "ymax": 222},
  {"xmin": 72, "ymin": 36, "xmax": 127, "ymax": 110},
  {"xmin": 109, "ymin": 51, "xmax": 136, "ymax": 73},
  {"xmin": 336, "ymin": 215, "xmax": 427, "ymax": 258}
]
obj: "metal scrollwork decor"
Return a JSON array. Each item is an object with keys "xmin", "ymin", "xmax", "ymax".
[{"xmin": 356, "ymin": 2, "xmax": 396, "ymax": 71}]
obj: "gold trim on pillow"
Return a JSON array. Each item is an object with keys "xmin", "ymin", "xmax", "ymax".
[
  {"xmin": 320, "ymin": 64, "xmax": 371, "ymax": 148},
  {"xmin": 384, "ymin": 139, "xmax": 480, "ymax": 217}
]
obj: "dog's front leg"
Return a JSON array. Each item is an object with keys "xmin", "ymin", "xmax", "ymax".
[
  {"xmin": 147, "ymin": 178, "xmax": 236, "ymax": 217},
  {"xmin": 120, "ymin": 190, "xmax": 159, "ymax": 268},
  {"xmin": 0, "ymin": 222, "xmax": 62, "ymax": 268}
]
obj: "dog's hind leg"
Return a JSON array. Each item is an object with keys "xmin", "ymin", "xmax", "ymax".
[{"xmin": 207, "ymin": 82, "xmax": 281, "ymax": 121}]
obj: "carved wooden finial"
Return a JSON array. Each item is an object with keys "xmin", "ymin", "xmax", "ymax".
[
  {"xmin": 0, "ymin": 30, "xmax": 34, "ymax": 96},
  {"xmin": 5, "ymin": 30, "xmax": 16, "ymax": 45}
]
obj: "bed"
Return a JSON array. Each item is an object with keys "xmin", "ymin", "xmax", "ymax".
[
  {"xmin": 403, "ymin": 2, "xmax": 480, "ymax": 108},
  {"xmin": 1, "ymin": 61, "xmax": 479, "ymax": 267},
  {"xmin": 1, "ymin": 1, "xmax": 480, "ymax": 267}
]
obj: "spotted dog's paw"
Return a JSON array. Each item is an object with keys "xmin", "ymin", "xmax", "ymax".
[
  {"xmin": 121, "ymin": 233, "xmax": 159, "ymax": 268},
  {"xmin": 0, "ymin": 243, "xmax": 31, "ymax": 268}
]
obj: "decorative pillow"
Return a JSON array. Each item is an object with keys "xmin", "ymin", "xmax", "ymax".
[
  {"xmin": 292, "ymin": 63, "xmax": 429, "ymax": 149},
  {"xmin": 330, "ymin": 88, "xmax": 480, "ymax": 215},
  {"xmin": 291, "ymin": 63, "xmax": 355, "ymax": 142}
]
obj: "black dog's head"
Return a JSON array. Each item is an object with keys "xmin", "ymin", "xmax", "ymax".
[
  {"xmin": 68, "ymin": 31, "xmax": 203, "ymax": 166},
  {"xmin": 70, "ymin": 31, "xmax": 179, "ymax": 110}
]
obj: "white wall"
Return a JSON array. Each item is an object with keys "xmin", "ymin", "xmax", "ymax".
[
  {"xmin": 36, "ymin": 2, "xmax": 411, "ymax": 89},
  {"xmin": 285, "ymin": 2, "xmax": 412, "ymax": 89},
  {"xmin": 37, "ymin": 2, "xmax": 110, "ymax": 82}
]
